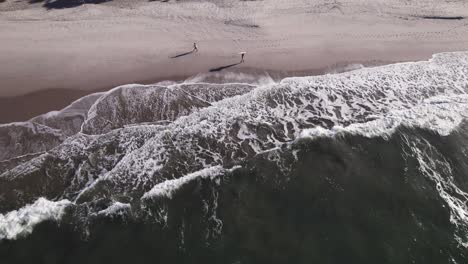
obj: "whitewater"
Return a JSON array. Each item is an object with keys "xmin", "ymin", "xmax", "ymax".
[{"xmin": 1, "ymin": 51, "xmax": 468, "ymax": 263}]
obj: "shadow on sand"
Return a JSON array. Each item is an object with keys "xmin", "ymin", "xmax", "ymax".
[
  {"xmin": 209, "ymin": 62, "xmax": 242, "ymax": 72},
  {"xmin": 170, "ymin": 51, "xmax": 195, "ymax": 59},
  {"xmin": 30, "ymin": 0, "xmax": 113, "ymax": 9}
]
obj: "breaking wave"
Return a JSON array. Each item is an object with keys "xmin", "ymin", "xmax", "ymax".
[{"xmin": 0, "ymin": 198, "xmax": 71, "ymax": 240}]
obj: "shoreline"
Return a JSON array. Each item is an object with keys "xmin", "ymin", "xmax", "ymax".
[
  {"xmin": 0, "ymin": 58, "xmax": 415, "ymax": 124},
  {"xmin": 0, "ymin": 73, "xmax": 188, "ymax": 124},
  {"xmin": 1, "ymin": 0, "xmax": 468, "ymax": 122}
]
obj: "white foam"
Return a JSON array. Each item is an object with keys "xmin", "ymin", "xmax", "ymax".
[
  {"xmin": 81, "ymin": 83, "xmax": 254, "ymax": 134},
  {"xmin": 97, "ymin": 202, "xmax": 131, "ymax": 217},
  {"xmin": 81, "ymin": 51, "xmax": 468, "ymax": 201},
  {"xmin": 404, "ymin": 136, "xmax": 468, "ymax": 247},
  {"xmin": 3, "ymin": 52, "xmax": 468, "ymax": 241},
  {"xmin": 142, "ymin": 166, "xmax": 225, "ymax": 199},
  {"xmin": 0, "ymin": 198, "xmax": 71, "ymax": 240},
  {"xmin": 185, "ymin": 71, "xmax": 276, "ymax": 86},
  {"xmin": 0, "ymin": 121, "xmax": 65, "ymax": 162},
  {"xmin": 298, "ymin": 94, "xmax": 468, "ymax": 140}
]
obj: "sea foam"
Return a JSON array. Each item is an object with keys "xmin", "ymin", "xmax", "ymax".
[
  {"xmin": 0, "ymin": 198, "xmax": 71, "ymax": 240},
  {"xmin": 1, "ymin": 52, "xmax": 468, "ymax": 241}
]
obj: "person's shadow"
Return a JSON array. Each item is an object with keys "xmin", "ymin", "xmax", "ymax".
[
  {"xmin": 41, "ymin": 0, "xmax": 112, "ymax": 9},
  {"xmin": 209, "ymin": 62, "xmax": 242, "ymax": 72},
  {"xmin": 170, "ymin": 50, "xmax": 195, "ymax": 59}
]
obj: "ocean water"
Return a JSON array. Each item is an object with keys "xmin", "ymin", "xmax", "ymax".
[{"xmin": 1, "ymin": 52, "xmax": 468, "ymax": 263}]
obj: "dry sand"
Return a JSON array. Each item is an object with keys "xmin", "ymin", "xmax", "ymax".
[{"xmin": 1, "ymin": 0, "xmax": 468, "ymax": 121}]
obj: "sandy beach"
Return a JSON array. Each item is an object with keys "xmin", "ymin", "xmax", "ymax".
[{"xmin": 1, "ymin": 0, "xmax": 468, "ymax": 122}]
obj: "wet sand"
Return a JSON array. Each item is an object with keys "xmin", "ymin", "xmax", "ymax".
[{"xmin": 1, "ymin": 0, "xmax": 468, "ymax": 122}]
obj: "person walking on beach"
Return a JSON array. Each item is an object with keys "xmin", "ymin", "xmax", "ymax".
[
  {"xmin": 193, "ymin": 42, "xmax": 198, "ymax": 52},
  {"xmin": 240, "ymin": 51, "xmax": 246, "ymax": 63}
]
